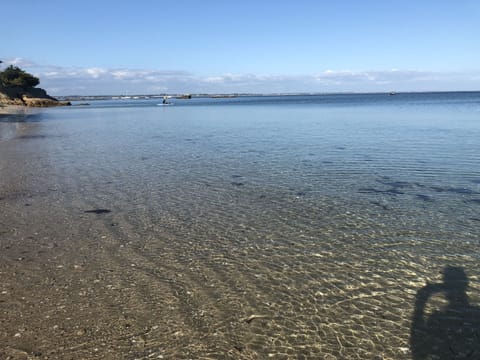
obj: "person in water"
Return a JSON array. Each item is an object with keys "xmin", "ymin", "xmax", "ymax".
[
  {"xmin": 162, "ymin": 96, "xmax": 168, "ymax": 104},
  {"xmin": 410, "ymin": 266, "xmax": 480, "ymax": 359}
]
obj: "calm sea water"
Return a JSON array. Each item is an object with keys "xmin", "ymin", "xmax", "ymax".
[{"xmin": 1, "ymin": 92, "xmax": 480, "ymax": 358}]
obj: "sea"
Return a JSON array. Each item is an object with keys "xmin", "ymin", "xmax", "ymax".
[{"xmin": 1, "ymin": 92, "xmax": 480, "ymax": 358}]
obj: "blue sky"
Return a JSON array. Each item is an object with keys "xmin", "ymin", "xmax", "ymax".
[{"xmin": 2, "ymin": 0, "xmax": 479, "ymax": 95}]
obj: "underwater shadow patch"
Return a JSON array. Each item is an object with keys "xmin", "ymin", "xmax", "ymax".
[{"xmin": 411, "ymin": 266, "xmax": 480, "ymax": 359}]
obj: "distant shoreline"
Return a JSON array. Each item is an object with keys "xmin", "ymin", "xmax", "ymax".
[{"xmin": 57, "ymin": 90, "xmax": 480, "ymax": 102}]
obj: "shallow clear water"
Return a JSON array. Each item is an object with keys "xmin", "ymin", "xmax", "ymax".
[{"xmin": 1, "ymin": 93, "xmax": 480, "ymax": 358}]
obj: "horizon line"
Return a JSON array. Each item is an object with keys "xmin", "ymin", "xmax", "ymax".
[{"xmin": 57, "ymin": 90, "xmax": 480, "ymax": 98}]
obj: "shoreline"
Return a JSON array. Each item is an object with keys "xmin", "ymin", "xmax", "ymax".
[
  {"xmin": 0, "ymin": 104, "xmax": 29, "ymax": 115},
  {"xmin": 58, "ymin": 89, "xmax": 480, "ymax": 101}
]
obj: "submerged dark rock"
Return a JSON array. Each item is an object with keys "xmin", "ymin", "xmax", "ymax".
[{"xmin": 84, "ymin": 209, "xmax": 112, "ymax": 214}]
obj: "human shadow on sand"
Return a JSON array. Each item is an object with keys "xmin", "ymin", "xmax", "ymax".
[{"xmin": 410, "ymin": 266, "xmax": 480, "ymax": 359}]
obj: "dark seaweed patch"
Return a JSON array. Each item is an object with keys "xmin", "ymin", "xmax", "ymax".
[
  {"xmin": 448, "ymin": 188, "xmax": 479, "ymax": 195},
  {"xmin": 377, "ymin": 179, "xmax": 411, "ymax": 188},
  {"xmin": 17, "ymin": 134, "xmax": 61, "ymax": 140},
  {"xmin": 359, "ymin": 188, "xmax": 384, "ymax": 194},
  {"xmin": 431, "ymin": 186, "xmax": 479, "ymax": 195},
  {"xmin": 359, "ymin": 187, "xmax": 403, "ymax": 195},
  {"xmin": 385, "ymin": 188, "xmax": 404, "ymax": 195},
  {"xmin": 415, "ymin": 194, "xmax": 434, "ymax": 202},
  {"xmin": 370, "ymin": 201, "xmax": 389, "ymax": 210},
  {"xmin": 84, "ymin": 209, "xmax": 112, "ymax": 214}
]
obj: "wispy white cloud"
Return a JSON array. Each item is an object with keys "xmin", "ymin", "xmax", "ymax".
[
  {"xmin": 2, "ymin": 58, "xmax": 479, "ymax": 95},
  {"xmin": 314, "ymin": 69, "xmax": 438, "ymax": 84},
  {"xmin": 85, "ymin": 67, "xmax": 107, "ymax": 78}
]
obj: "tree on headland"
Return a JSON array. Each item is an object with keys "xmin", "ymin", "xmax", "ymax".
[
  {"xmin": 0, "ymin": 65, "xmax": 40, "ymax": 89},
  {"xmin": 0, "ymin": 62, "xmax": 70, "ymax": 107}
]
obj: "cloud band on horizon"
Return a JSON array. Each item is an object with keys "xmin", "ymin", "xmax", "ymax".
[{"xmin": 2, "ymin": 58, "xmax": 479, "ymax": 95}]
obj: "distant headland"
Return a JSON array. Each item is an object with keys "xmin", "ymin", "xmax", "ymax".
[{"xmin": 0, "ymin": 63, "xmax": 70, "ymax": 108}]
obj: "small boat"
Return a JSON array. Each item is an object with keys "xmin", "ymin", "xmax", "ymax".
[
  {"xmin": 389, "ymin": 92, "xmax": 397, "ymax": 96},
  {"xmin": 158, "ymin": 95, "xmax": 173, "ymax": 106}
]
